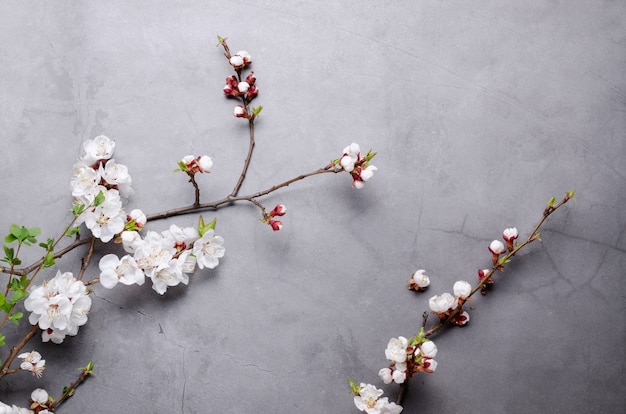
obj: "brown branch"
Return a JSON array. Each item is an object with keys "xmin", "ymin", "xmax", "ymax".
[
  {"xmin": 146, "ymin": 167, "xmax": 339, "ymax": 222},
  {"xmin": 0, "ymin": 325, "xmax": 38, "ymax": 379}
]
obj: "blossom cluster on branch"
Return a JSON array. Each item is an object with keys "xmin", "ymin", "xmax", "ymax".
[
  {"xmin": 350, "ymin": 192, "xmax": 573, "ymax": 412},
  {"xmin": 0, "ymin": 37, "xmax": 380, "ymax": 411}
]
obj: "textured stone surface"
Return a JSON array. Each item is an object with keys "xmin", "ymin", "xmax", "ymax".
[{"xmin": 0, "ymin": 1, "xmax": 624, "ymax": 413}]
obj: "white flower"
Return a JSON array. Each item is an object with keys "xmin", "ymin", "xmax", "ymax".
[
  {"xmin": 428, "ymin": 292, "xmax": 457, "ymax": 313},
  {"xmin": 384, "ymin": 336, "xmax": 408, "ymax": 363},
  {"xmin": 380, "ymin": 401, "xmax": 403, "ymax": 414},
  {"xmin": 453, "ymin": 280, "xmax": 472, "ymax": 299},
  {"xmin": 80, "ymin": 135, "xmax": 115, "ymax": 164},
  {"xmin": 424, "ymin": 358, "xmax": 438, "ymax": 372},
  {"xmin": 412, "ymin": 269, "xmax": 430, "ymax": 288},
  {"xmin": 392, "ymin": 369, "xmax": 406, "ymax": 384},
  {"xmin": 99, "ymin": 160, "xmax": 134, "ymax": 198},
  {"xmin": 340, "ymin": 143, "xmax": 361, "ymax": 172},
  {"xmin": 419, "ymin": 340, "xmax": 438, "ymax": 359},
  {"xmin": 378, "ymin": 368, "xmax": 393, "ymax": 384},
  {"xmin": 235, "ymin": 50, "xmax": 251, "ymax": 64},
  {"xmin": 161, "ymin": 225, "xmax": 199, "ymax": 251},
  {"xmin": 83, "ymin": 189, "xmax": 125, "ymax": 242},
  {"xmin": 133, "ymin": 231, "xmax": 174, "ymax": 279},
  {"xmin": 197, "ymin": 155, "xmax": 213, "ymax": 173},
  {"xmin": 24, "ymin": 271, "xmax": 91, "ymax": 344},
  {"xmin": 18, "ymin": 351, "xmax": 45, "ymax": 378},
  {"xmin": 489, "ymin": 239, "xmax": 506, "ymax": 255},
  {"xmin": 233, "ymin": 105, "xmax": 246, "ymax": 117},
  {"xmin": 229, "ymin": 55, "xmax": 244, "ymax": 68},
  {"xmin": 99, "ymin": 254, "xmax": 145, "ymax": 289},
  {"xmin": 503, "ymin": 227, "xmax": 519, "ymax": 242},
  {"xmin": 150, "ymin": 250, "xmax": 192, "ymax": 295},
  {"xmin": 192, "ymin": 229, "xmax": 225, "ymax": 270},
  {"xmin": 30, "ymin": 389, "xmax": 48, "ymax": 404},
  {"xmin": 127, "ymin": 209, "xmax": 147, "ymax": 228},
  {"xmin": 238, "ymin": 81, "xmax": 250, "ymax": 93},
  {"xmin": 0, "ymin": 402, "xmax": 32, "ymax": 414},
  {"xmin": 70, "ymin": 162, "xmax": 100, "ymax": 200},
  {"xmin": 353, "ymin": 383, "xmax": 385, "ymax": 414}
]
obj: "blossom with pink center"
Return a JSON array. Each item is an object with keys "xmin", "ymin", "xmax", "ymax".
[
  {"xmin": 98, "ymin": 254, "xmax": 145, "ymax": 289},
  {"xmin": 80, "ymin": 135, "xmax": 115, "ymax": 165}
]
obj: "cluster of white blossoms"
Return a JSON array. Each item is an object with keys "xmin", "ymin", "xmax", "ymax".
[
  {"xmin": 70, "ymin": 135, "xmax": 133, "ymax": 243},
  {"xmin": 378, "ymin": 334, "xmax": 438, "ymax": 387},
  {"xmin": 0, "ymin": 389, "xmax": 51, "ymax": 414},
  {"xmin": 23, "ymin": 271, "xmax": 91, "ymax": 344},
  {"xmin": 337, "ymin": 143, "xmax": 377, "ymax": 189},
  {"xmin": 101, "ymin": 223, "xmax": 225, "ymax": 295},
  {"xmin": 353, "ymin": 383, "xmax": 403, "ymax": 414}
]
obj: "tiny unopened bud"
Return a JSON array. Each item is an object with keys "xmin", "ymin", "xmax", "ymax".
[
  {"xmin": 270, "ymin": 204, "xmax": 287, "ymax": 217},
  {"xmin": 269, "ymin": 219, "xmax": 283, "ymax": 232},
  {"xmin": 233, "ymin": 105, "xmax": 247, "ymax": 118},
  {"xmin": 238, "ymin": 81, "xmax": 250, "ymax": 93}
]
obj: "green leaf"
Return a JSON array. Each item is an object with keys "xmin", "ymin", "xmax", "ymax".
[
  {"xmin": 9, "ymin": 289, "xmax": 26, "ymax": 303},
  {"xmin": 198, "ymin": 216, "xmax": 217, "ymax": 237},
  {"xmin": 9, "ymin": 311, "xmax": 23, "ymax": 325},
  {"xmin": 65, "ymin": 226, "xmax": 80, "ymax": 237},
  {"xmin": 547, "ymin": 196, "xmax": 557, "ymax": 207},
  {"xmin": 349, "ymin": 378, "xmax": 361, "ymax": 395},
  {"xmin": 43, "ymin": 252, "xmax": 55, "ymax": 268},
  {"xmin": 252, "ymin": 106, "xmax": 263, "ymax": 116},
  {"xmin": 4, "ymin": 234, "xmax": 16, "ymax": 244},
  {"xmin": 93, "ymin": 191, "xmax": 106, "ymax": 207},
  {"xmin": 72, "ymin": 202, "xmax": 86, "ymax": 216},
  {"xmin": 0, "ymin": 333, "xmax": 5, "ymax": 347},
  {"xmin": 3, "ymin": 246, "xmax": 14, "ymax": 261},
  {"xmin": 28, "ymin": 227, "xmax": 41, "ymax": 238},
  {"xmin": 9, "ymin": 224, "xmax": 21, "ymax": 239}
]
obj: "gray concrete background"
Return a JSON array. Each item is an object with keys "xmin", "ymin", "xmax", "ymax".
[{"xmin": 0, "ymin": 1, "xmax": 624, "ymax": 413}]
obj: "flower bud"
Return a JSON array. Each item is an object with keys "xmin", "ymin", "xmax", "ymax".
[
  {"xmin": 409, "ymin": 269, "xmax": 430, "ymax": 291},
  {"xmin": 428, "ymin": 292, "xmax": 457, "ymax": 313},
  {"xmin": 453, "ymin": 280, "xmax": 472, "ymax": 299},
  {"xmin": 270, "ymin": 204, "xmax": 287, "ymax": 217},
  {"xmin": 245, "ymin": 72, "xmax": 256, "ymax": 85},
  {"xmin": 127, "ymin": 209, "xmax": 147, "ymax": 228},
  {"xmin": 229, "ymin": 55, "xmax": 244, "ymax": 68},
  {"xmin": 235, "ymin": 50, "xmax": 251, "ymax": 65},
  {"xmin": 269, "ymin": 219, "xmax": 283, "ymax": 231},
  {"xmin": 489, "ymin": 239, "xmax": 506, "ymax": 255},
  {"xmin": 392, "ymin": 369, "xmax": 407, "ymax": 384},
  {"xmin": 419, "ymin": 340, "xmax": 438, "ymax": 359},
  {"xmin": 378, "ymin": 367, "xmax": 393, "ymax": 384},
  {"xmin": 503, "ymin": 227, "xmax": 518, "ymax": 251},
  {"xmin": 238, "ymin": 81, "xmax": 250, "ymax": 93},
  {"xmin": 30, "ymin": 388, "xmax": 49, "ymax": 405},
  {"xmin": 233, "ymin": 105, "xmax": 247, "ymax": 118},
  {"xmin": 197, "ymin": 155, "xmax": 213, "ymax": 173},
  {"xmin": 423, "ymin": 358, "xmax": 437, "ymax": 373}
]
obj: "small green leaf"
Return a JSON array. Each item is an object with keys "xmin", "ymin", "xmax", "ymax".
[
  {"xmin": 252, "ymin": 106, "xmax": 263, "ymax": 116},
  {"xmin": 28, "ymin": 227, "xmax": 41, "ymax": 238},
  {"xmin": 93, "ymin": 191, "xmax": 106, "ymax": 207},
  {"xmin": 3, "ymin": 246, "xmax": 14, "ymax": 261},
  {"xmin": 9, "ymin": 224, "xmax": 21, "ymax": 239},
  {"xmin": 72, "ymin": 202, "xmax": 86, "ymax": 216},
  {"xmin": 43, "ymin": 252, "xmax": 55, "ymax": 268},
  {"xmin": 0, "ymin": 333, "xmax": 5, "ymax": 347},
  {"xmin": 9, "ymin": 289, "xmax": 26, "ymax": 303},
  {"xmin": 4, "ymin": 234, "xmax": 16, "ymax": 244},
  {"xmin": 9, "ymin": 312, "xmax": 23, "ymax": 325},
  {"xmin": 547, "ymin": 196, "xmax": 557, "ymax": 207},
  {"xmin": 65, "ymin": 226, "xmax": 80, "ymax": 237},
  {"xmin": 349, "ymin": 378, "xmax": 361, "ymax": 395},
  {"xmin": 198, "ymin": 216, "xmax": 217, "ymax": 237}
]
